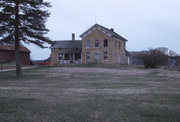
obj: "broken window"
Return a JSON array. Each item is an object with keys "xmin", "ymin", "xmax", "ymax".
[
  {"xmin": 59, "ymin": 54, "xmax": 63, "ymax": 60},
  {"xmin": 119, "ymin": 42, "xmax": 121, "ymax": 49},
  {"xmin": 86, "ymin": 52, "xmax": 90, "ymax": 61},
  {"xmin": 104, "ymin": 52, "xmax": 108, "ymax": 60},
  {"xmin": 104, "ymin": 39, "xmax": 108, "ymax": 47},
  {"xmin": 95, "ymin": 40, "xmax": 99, "ymax": 47}
]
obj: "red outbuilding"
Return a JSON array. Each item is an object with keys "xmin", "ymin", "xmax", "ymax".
[{"xmin": 0, "ymin": 43, "xmax": 30, "ymax": 65}]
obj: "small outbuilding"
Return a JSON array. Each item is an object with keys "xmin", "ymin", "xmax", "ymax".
[{"xmin": 0, "ymin": 43, "xmax": 31, "ymax": 65}]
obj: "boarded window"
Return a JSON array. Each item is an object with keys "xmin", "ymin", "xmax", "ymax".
[
  {"xmin": 104, "ymin": 39, "xmax": 108, "ymax": 47},
  {"xmin": 86, "ymin": 52, "xmax": 90, "ymax": 61},
  {"xmin": 104, "ymin": 52, "xmax": 108, "ymax": 60},
  {"xmin": 95, "ymin": 40, "xmax": 99, "ymax": 47},
  {"xmin": 86, "ymin": 40, "xmax": 90, "ymax": 48}
]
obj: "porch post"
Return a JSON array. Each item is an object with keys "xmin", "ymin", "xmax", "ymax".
[
  {"xmin": 69, "ymin": 53, "xmax": 71, "ymax": 63},
  {"xmin": 73, "ymin": 53, "xmax": 75, "ymax": 63}
]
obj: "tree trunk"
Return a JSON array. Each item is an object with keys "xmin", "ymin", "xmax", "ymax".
[{"xmin": 15, "ymin": 0, "xmax": 22, "ymax": 76}]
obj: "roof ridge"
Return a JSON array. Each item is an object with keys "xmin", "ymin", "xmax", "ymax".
[
  {"xmin": 53, "ymin": 40, "xmax": 82, "ymax": 42},
  {"xmin": 80, "ymin": 24, "xmax": 128, "ymax": 41}
]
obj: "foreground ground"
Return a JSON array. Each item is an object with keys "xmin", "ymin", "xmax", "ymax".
[{"xmin": 0, "ymin": 65, "xmax": 180, "ymax": 122}]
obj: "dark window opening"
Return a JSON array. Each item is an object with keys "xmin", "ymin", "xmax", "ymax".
[
  {"xmin": 104, "ymin": 39, "xmax": 108, "ymax": 47},
  {"xmin": 104, "ymin": 52, "xmax": 108, "ymax": 60},
  {"xmin": 119, "ymin": 42, "xmax": 121, "ymax": 49},
  {"xmin": 75, "ymin": 53, "xmax": 81, "ymax": 60},
  {"xmin": 95, "ymin": 40, "xmax": 99, "ymax": 47},
  {"xmin": 59, "ymin": 54, "xmax": 63, "ymax": 60}
]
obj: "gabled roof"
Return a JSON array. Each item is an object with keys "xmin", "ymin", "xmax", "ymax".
[
  {"xmin": 0, "ymin": 42, "xmax": 30, "ymax": 52},
  {"xmin": 50, "ymin": 40, "xmax": 82, "ymax": 49},
  {"xmin": 80, "ymin": 24, "xmax": 128, "ymax": 41}
]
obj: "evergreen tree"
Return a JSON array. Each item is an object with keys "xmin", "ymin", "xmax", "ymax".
[{"xmin": 0, "ymin": 0, "xmax": 51, "ymax": 76}]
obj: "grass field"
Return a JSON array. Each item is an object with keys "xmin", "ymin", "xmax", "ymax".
[{"xmin": 0, "ymin": 65, "xmax": 180, "ymax": 122}]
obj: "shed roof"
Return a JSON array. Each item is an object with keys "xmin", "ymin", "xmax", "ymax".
[
  {"xmin": 0, "ymin": 43, "xmax": 30, "ymax": 52},
  {"xmin": 50, "ymin": 40, "xmax": 82, "ymax": 49}
]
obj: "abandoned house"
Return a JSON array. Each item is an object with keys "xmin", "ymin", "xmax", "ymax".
[
  {"xmin": 80, "ymin": 24, "xmax": 128, "ymax": 64},
  {"xmin": 50, "ymin": 24, "xmax": 129, "ymax": 65},
  {"xmin": 0, "ymin": 42, "xmax": 30, "ymax": 65},
  {"xmin": 50, "ymin": 33, "xmax": 82, "ymax": 64}
]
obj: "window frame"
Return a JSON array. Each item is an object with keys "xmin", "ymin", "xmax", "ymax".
[
  {"xmin": 86, "ymin": 52, "xmax": 90, "ymax": 61},
  {"xmin": 103, "ymin": 51, "xmax": 108, "ymax": 61},
  {"xmin": 86, "ymin": 40, "xmax": 90, "ymax": 48},
  {"xmin": 95, "ymin": 40, "xmax": 99, "ymax": 48},
  {"xmin": 59, "ymin": 53, "xmax": 63, "ymax": 60},
  {"xmin": 119, "ymin": 41, "xmax": 121, "ymax": 49},
  {"xmin": 104, "ymin": 39, "xmax": 108, "ymax": 47}
]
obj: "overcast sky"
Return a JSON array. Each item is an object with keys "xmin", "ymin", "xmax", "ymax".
[{"xmin": 26, "ymin": 0, "xmax": 180, "ymax": 60}]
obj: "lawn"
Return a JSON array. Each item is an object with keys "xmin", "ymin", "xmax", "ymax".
[{"xmin": 0, "ymin": 65, "xmax": 180, "ymax": 122}]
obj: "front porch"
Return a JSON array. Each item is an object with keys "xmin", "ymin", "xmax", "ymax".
[{"xmin": 58, "ymin": 53, "xmax": 81, "ymax": 64}]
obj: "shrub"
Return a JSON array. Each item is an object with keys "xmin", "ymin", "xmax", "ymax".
[
  {"xmin": 175, "ymin": 57, "xmax": 180, "ymax": 66},
  {"xmin": 138, "ymin": 49, "xmax": 168, "ymax": 68}
]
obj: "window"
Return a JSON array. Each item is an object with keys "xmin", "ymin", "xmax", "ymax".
[
  {"xmin": 122, "ymin": 43, "xmax": 125, "ymax": 49},
  {"xmin": 59, "ymin": 54, "xmax": 63, "ymax": 60},
  {"xmin": 86, "ymin": 40, "xmax": 90, "ymax": 48},
  {"xmin": 104, "ymin": 52, "xmax": 108, "ymax": 60},
  {"xmin": 94, "ymin": 52, "xmax": 99, "ymax": 60},
  {"xmin": 86, "ymin": 52, "xmax": 90, "ymax": 61},
  {"xmin": 119, "ymin": 42, "xmax": 121, "ymax": 49},
  {"xmin": 95, "ymin": 40, "xmax": 99, "ymax": 47},
  {"xmin": 104, "ymin": 39, "xmax": 108, "ymax": 47}
]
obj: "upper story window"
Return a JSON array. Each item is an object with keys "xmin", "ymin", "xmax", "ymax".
[
  {"xmin": 122, "ymin": 43, "xmax": 125, "ymax": 49},
  {"xmin": 119, "ymin": 42, "xmax": 121, "ymax": 49},
  {"xmin": 86, "ymin": 40, "xmax": 90, "ymax": 48},
  {"xmin": 104, "ymin": 39, "xmax": 108, "ymax": 47},
  {"xmin": 95, "ymin": 40, "xmax": 99, "ymax": 48}
]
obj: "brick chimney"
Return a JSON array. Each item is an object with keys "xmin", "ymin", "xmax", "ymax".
[
  {"xmin": 110, "ymin": 28, "xmax": 114, "ymax": 32},
  {"xmin": 72, "ymin": 33, "xmax": 75, "ymax": 41}
]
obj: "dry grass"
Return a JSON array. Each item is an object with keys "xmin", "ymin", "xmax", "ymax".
[{"xmin": 0, "ymin": 65, "xmax": 180, "ymax": 122}]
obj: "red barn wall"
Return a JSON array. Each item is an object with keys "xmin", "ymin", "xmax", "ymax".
[{"xmin": 0, "ymin": 50, "xmax": 30, "ymax": 65}]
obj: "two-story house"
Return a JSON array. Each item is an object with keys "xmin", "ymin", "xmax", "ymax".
[
  {"xmin": 80, "ymin": 24, "xmax": 128, "ymax": 64},
  {"xmin": 50, "ymin": 24, "xmax": 128, "ymax": 65}
]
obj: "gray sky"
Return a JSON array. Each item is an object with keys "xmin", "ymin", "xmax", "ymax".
[{"xmin": 26, "ymin": 0, "xmax": 180, "ymax": 60}]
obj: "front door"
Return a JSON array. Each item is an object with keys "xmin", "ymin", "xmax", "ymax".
[
  {"xmin": 70, "ymin": 53, "xmax": 73, "ymax": 63},
  {"xmin": 94, "ymin": 52, "xmax": 99, "ymax": 64}
]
